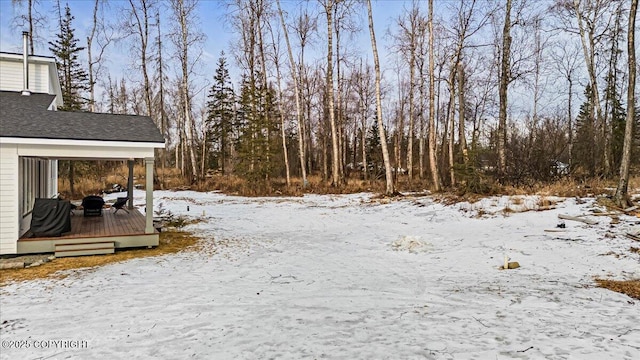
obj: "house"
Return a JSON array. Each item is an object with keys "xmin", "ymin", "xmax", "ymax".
[{"xmin": 0, "ymin": 33, "xmax": 165, "ymax": 256}]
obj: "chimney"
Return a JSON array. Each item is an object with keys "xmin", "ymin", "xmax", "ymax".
[{"xmin": 21, "ymin": 31, "xmax": 30, "ymax": 96}]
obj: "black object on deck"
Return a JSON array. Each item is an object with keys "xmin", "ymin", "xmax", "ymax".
[
  {"xmin": 113, "ymin": 197, "xmax": 130, "ymax": 214},
  {"xmin": 82, "ymin": 195, "xmax": 105, "ymax": 217},
  {"xmin": 30, "ymin": 198, "xmax": 72, "ymax": 237}
]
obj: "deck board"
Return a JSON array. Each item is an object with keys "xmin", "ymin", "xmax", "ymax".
[{"xmin": 20, "ymin": 208, "xmax": 150, "ymax": 241}]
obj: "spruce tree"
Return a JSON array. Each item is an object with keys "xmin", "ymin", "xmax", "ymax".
[
  {"xmin": 49, "ymin": 3, "xmax": 88, "ymax": 111},
  {"xmin": 573, "ymin": 85, "xmax": 596, "ymax": 176},
  {"xmin": 236, "ymin": 72, "xmax": 280, "ymax": 183},
  {"xmin": 604, "ymin": 76, "xmax": 627, "ymax": 171},
  {"xmin": 206, "ymin": 52, "xmax": 236, "ymax": 175}
]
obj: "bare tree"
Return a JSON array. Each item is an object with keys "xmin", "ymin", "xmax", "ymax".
[
  {"xmin": 392, "ymin": 1, "xmax": 427, "ymax": 183},
  {"xmin": 276, "ymin": 0, "xmax": 307, "ymax": 187},
  {"xmin": 551, "ymin": 39, "xmax": 581, "ymax": 164},
  {"xmin": 292, "ymin": 8, "xmax": 317, "ymax": 176},
  {"xmin": 12, "ymin": 0, "xmax": 45, "ymax": 54},
  {"xmin": 267, "ymin": 15, "xmax": 292, "ymax": 187},
  {"xmin": 124, "ymin": 0, "xmax": 156, "ymax": 118},
  {"xmin": 497, "ymin": 0, "xmax": 512, "ymax": 177},
  {"xmin": 566, "ymin": 0, "xmax": 618, "ymax": 174},
  {"xmin": 320, "ymin": 0, "xmax": 341, "ymax": 187},
  {"xmin": 355, "ymin": 59, "xmax": 374, "ymax": 181},
  {"xmin": 169, "ymin": 0, "xmax": 204, "ymax": 182},
  {"xmin": 428, "ymin": 0, "xmax": 441, "ymax": 191},
  {"xmin": 614, "ymin": 0, "xmax": 637, "ymax": 207},
  {"xmin": 366, "ymin": 0, "xmax": 393, "ymax": 195},
  {"xmin": 154, "ymin": 9, "xmax": 168, "ymax": 187},
  {"xmin": 87, "ymin": 0, "xmax": 114, "ymax": 112}
]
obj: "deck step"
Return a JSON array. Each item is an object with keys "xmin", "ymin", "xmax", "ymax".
[{"xmin": 55, "ymin": 241, "xmax": 115, "ymax": 257}]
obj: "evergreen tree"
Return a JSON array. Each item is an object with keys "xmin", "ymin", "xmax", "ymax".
[
  {"xmin": 236, "ymin": 72, "xmax": 280, "ymax": 183},
  {"xmin": 49, "ymin": 3, "xmax": 88, "ymax": 111},
  {"xmin": 206, "ymin": 52, "xmax": 236, "ymax": 175},
  {"xmin": 573, "ymin": 85, "xmax": 596, "ymax": 176},
  {"xmin": 365, "ymin": 117, "xmax": 387, "ymax": 178},
  {"xmin": 604, "ymin": 75, "xmax": 627, "ymax": 171}
]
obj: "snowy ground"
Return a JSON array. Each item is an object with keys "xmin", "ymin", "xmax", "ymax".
[{"xmin": 1, "ymin": 190, "xmax": 639, "ymax": 359}]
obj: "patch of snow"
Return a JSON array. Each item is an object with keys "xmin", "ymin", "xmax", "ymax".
[
  {"xmin": 391, "ymin": 236, "xmax": 433, "ymax": 253},
  {"xmin": 1, "ymin": 191, "xmax": 639, "ymax": 359}
]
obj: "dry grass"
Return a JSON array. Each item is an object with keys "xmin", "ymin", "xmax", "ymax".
[
  {"xmin": 196, "ymin": 174, "xmax": 391, "ymax": 196},
  {"xmin": 531, "ymin": 176, "xmax": 640, "ymax": 198},
  {"xmin": 0, "ymin": 231, "xmax": 200, "ymax": 286},
  {"xmin": 58, "ymin": 163, "xmax": 186, "ymax": 199},
  {"xmin": 596, "ymin": 279, "xmax": 640, "ymax": 300}
]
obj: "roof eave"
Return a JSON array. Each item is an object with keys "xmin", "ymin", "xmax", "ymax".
[{"xmin": 0, "ymin": 136, "xmax": 165, "ymax": 149}]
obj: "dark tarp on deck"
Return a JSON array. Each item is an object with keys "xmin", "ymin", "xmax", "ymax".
[{"xmin": 30, "ymin": 198, "xmax": 71, "ymax": 237}]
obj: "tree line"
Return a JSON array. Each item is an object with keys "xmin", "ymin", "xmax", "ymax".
[{"xmin": 11, "ymin": 0, "xmax": 639, "ymax": 204}]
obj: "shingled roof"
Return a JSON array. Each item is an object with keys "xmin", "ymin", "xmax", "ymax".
[{"xmin": 0, "ymin": 91, "xmax": 164, "ymax": 144}]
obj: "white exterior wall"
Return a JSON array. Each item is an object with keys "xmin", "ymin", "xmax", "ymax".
[
  {"xmin": 0, "ymin": 144, "xmax": 19, "ymax": 255},
  {"xmin": 0, "ymin": 60, "xmax": 50, "ymax": 94}
]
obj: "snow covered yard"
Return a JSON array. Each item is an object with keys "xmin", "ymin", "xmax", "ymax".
[{"xmin": 1, "ymin": 191, "xmax": 639, "ymax": 359}]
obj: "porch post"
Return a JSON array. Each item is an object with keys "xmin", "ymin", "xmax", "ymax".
[
  {"xmin": 127, "ymin": 160, "xmax": 134, "ymax": 210},
  {"xmin": 144, "ymin": 157, "xmax": 154, "ymax": 234}
]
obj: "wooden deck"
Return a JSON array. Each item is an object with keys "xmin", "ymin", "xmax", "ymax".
[{"xmin": 18, "ymin": 208, "xmax": 159, "ymax": 254}]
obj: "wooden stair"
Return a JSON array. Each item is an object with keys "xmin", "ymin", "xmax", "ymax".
[{"xmin": 55, "ymin": 241, "xmax": 115, "ymax": 257}]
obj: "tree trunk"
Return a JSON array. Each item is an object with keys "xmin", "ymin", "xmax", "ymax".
[
  {"xmin": 269, "ymin": 21, "xmax": 291, "ymax": 187},
  {"xmin": 367, "ymin": 0, "xmax": 394, "ymax": 195},
  {"xmin": 395, "ymin": 86, "xmax": 404, "ymax": 185},
  {"xmin": 447, "ymin": 65, "xmax": 456, "ymax": 186},
  {"xmin": 335, "ymin": 8, "xmax": 345, "ymax": 184},
  {"xmin": 418, "ymin": 60, "xmax": 425, "ymax": 179},
  {"xmin": 87, "ymin": 1, "xmax": 98, "ymax": 112},
  {"xmin": 406, "ymin": 25, "xmax": 416, "ymax": 184},
  {"xmin": 28, "ymin": 0, "xmax": 34, "ymax": 54},
  {"xmin": 574, "ymin": 0, "xmax": 605, "ymax": 175},
  {"xmin": 156, "ymin": 11, "xmax": 167, "ymax": 189},
  {"xmin": 325, "ymin": 1, "xmax": 340, "ymax": 187},
  {"xmin": 458, "ymin": 62, "xmax": 468, "ymax": 164},
  {"xmin": 428, "ymin": 0, "xmax": 441, "ymax": 191},
  {"xmin": 277, "ymin": 0, "xmax": 307, "ymax": 187},
  {"xmin": 256, "ymin": 0, "xmax": 272, "ymax": 182},
  {"xmin": 128, "ymin": 0, "xmax": 153, "ymax": 118},
  {"xmin": 498, "ymin": 0, "xmax": 512, "ymax": 177},
  {"xmin": 173, "ymin": 0, "xmax": 198, "ymax": 182},
  {"xmin": 614, "ymin": 0, "xmax": 637, "ymax": 207}
]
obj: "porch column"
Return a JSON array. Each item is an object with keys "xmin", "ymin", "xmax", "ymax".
[
  {"xmin": 127, "ymin": 160, "xmax": 134, "ymax": 210},
  {"xmin": 145, "ymin": 157, "xmax": 154, "ymax": 234}
]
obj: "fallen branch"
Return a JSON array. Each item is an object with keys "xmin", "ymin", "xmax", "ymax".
[
  {"xmin": 472, "ymin": 316, "xmax": 489, "ymax": 328},
  {"xmin": 617, "ymin": 328, "xmax": 640, "ymax": 337},
  {"xmin": 558, "ymin": 214, "xmax": 598, "ymax": 225},
  {"xmin": 590, "ymin": 212, "xmax": 621, "ymax": 216},
  {"xmin": 517, "ymin": 346, "xmax": 534, "ymax": 353}
]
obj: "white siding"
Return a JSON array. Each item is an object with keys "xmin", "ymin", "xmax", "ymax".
[
  {"xmin": 0, "ymin": 144, "xmax": 19, "ymax": 255},
  {"xmin": 0, "ymin": 60, "xmax": 51, "ymax": 94}
]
